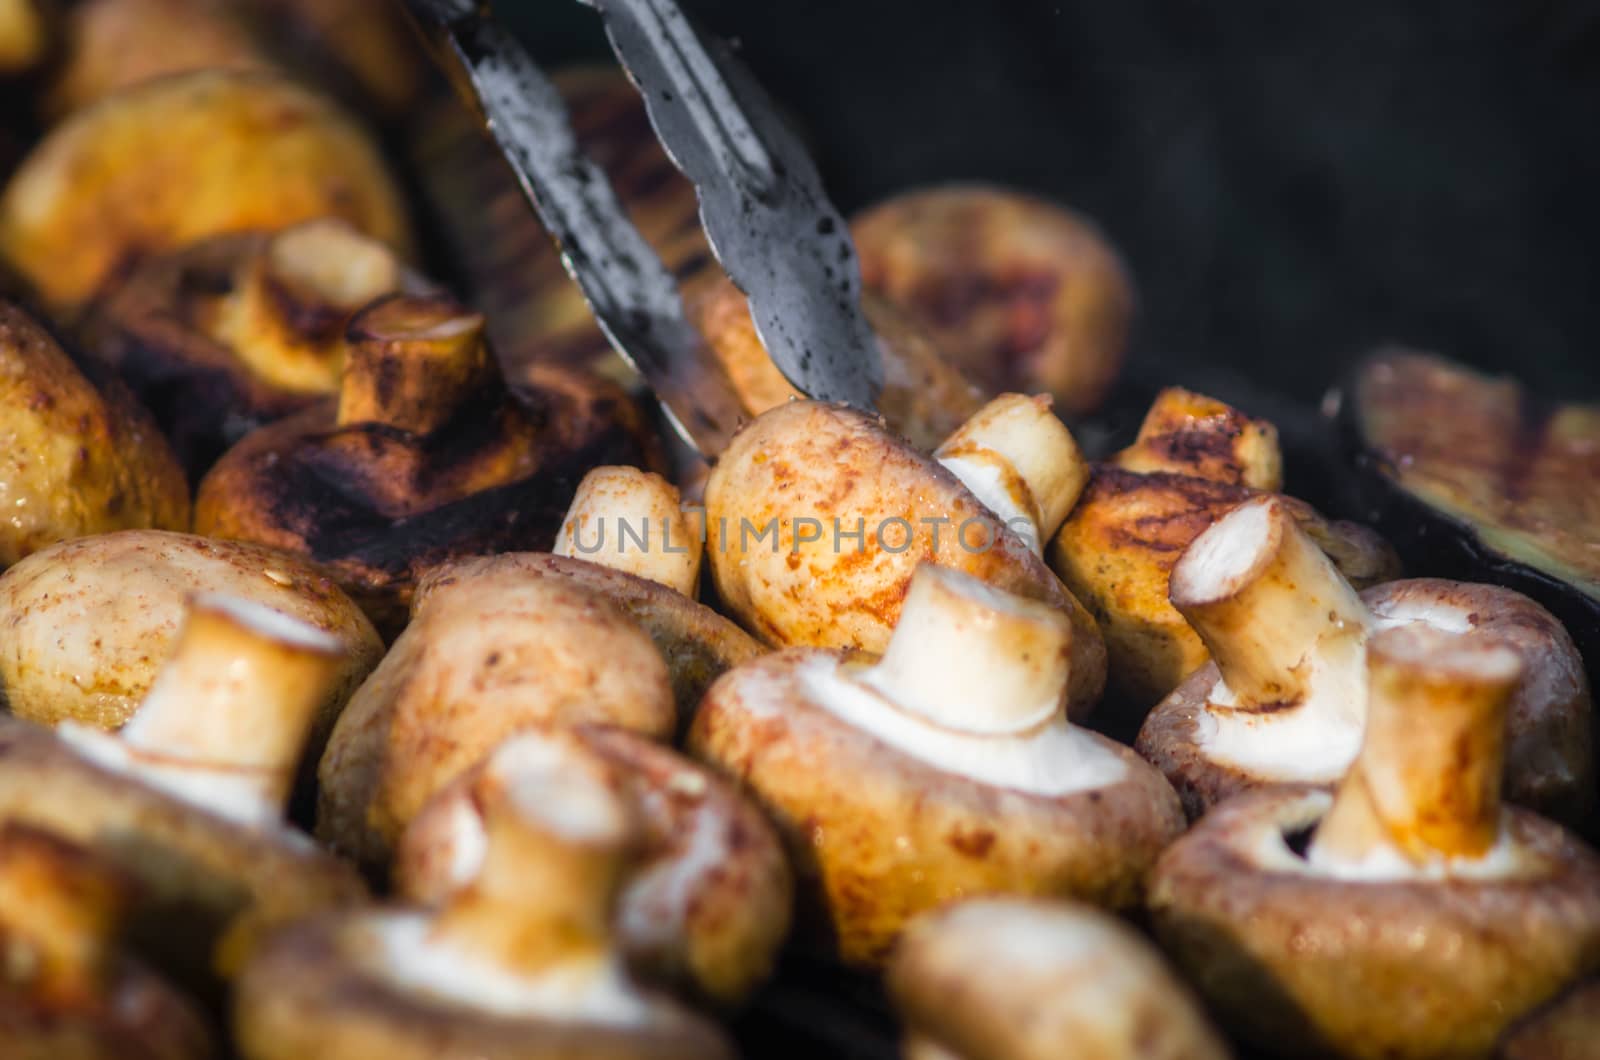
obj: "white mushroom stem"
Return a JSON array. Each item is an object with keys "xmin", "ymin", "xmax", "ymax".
[
  {"xmin": 429, "ymin": 730, "xmax": 634, "ymax": 978},
  {"xmin": 1310, "ymin": 626, "xmax": 1520, "ymax": 866},
  {"xmin": 857, "ymin": 563, "xmax": 1072, "ymax": 735},
  {"xmin": 554, "ymin": 466, "xmax": 704, "ymax": 598},
  {"xmin": 935, "ymin": 393, "xmax": 1088, "ymax": 553},
  {"xmin": 336, "ymin": 295, "xmax": 491, "ymax": 433},
  {"xmin": 1169, "ymin": 495, "xmax": 1371, "ymax": 709}
]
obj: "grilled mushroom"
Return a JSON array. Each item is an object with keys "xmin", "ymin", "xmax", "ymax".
[
  {"xmin": 194, "ymin": 293, "xmax": 655, "ymax": 634},
  {"xmin": 1149, "ymin": 624, "xmax": 1600, "ymax": 1059},
  {"xmin": 0, "ymin": 823, "xmax": 214, "ymax": 1059},
  {"xmin": 236, "ymin": 727, "xmax": 732, "ymax": 1060},
  {"xmin": 396, "ymin": 726, "xmax": 792, "ymax": 1006},
  {"xmin": 691, "ymin": 563, "xmax": 1184, "ymax": 966},
  {"xmin": 1137, "ymin": 494, "xmax": 1594, "ymax": 827},
  {"xmin": 888, "ymin": 897, "xmax": 1229, "ymax": 1060},
  {"xmin": 705, "ymin": 395, "xmax": 1106, "ymax": 716},
  {"xmin": 0, "ymin": 69, "xmax": 412, "ymax": 313},
  {"xmin": 0, "ymin": 300, "xmax": 189, "ymax": 569}
]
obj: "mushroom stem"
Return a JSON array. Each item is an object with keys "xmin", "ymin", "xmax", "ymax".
[
  {"xmin": 429, "ymin": 731, "xmax": 634, "ymax": 978},
  {"xmin": 554, "ymin": 466, "xmax": 704, "ymax": 598},
  {"xmin": 0, "ymin": 825, "xmax": 128, "ymax": 1004},
  {"xmin": 1169, "ymin": 495, "xmax": 1371, "ymax": 709},
  {"xmin": 935, "ymin": 393, "xmax": 1088, "ymax": 551},
  {"xmin": 1311, "ymin": 626, "xmax": 1521, "ymax": 866},
  {"xmin": 858, "ymin": 563, "xmax": 1072, "ymax": 734},
  {"xmin": 336, "ymin": 295, "xmax": 491, "ymax": 433}
]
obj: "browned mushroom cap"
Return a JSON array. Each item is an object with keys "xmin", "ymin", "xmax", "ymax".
[
  {"xmin": 194, "ymin": 294, "xmax": 657, "ymax": 635},
  {"xmin": 237, "ymin": 728, "xmax": 732, "ymax": 1060},
  {"xmin": 0, "ymin": 301, "xmax": 189, "ymax": 569},
  {"xmin": 852, "ymin": 184, "xmax": 1133, "ymax": 416},
  {"xmin": 690, "ymin": 564, "xmax": 1183, "ymax": 966},
  {"xmin": 887, "ymin": 897, "xmax": 1229, "ymax": 1060},
  {"xmin": 1149, "ymin": 626, "xmax": 1600, "ymax": 1059},
  {"xmin": 1110, "ymin": 387, "xmax": 1283, "ymax": 491},
  {"xmin": 1137, "ymin": 497, "xmax": 1593, "ymax": 827},
  {"xmin": 1498, "ymin": 979, "xmax": 1600, "ymax": 1060},
  {"xmin": 704, "ymin": 398, "xmax": 1107, "ymax": 716},
  {"xmin": 0, "ymin": 823, "xmax": 214, "ymax": 1060},
  {"xmin": 396, "ymin": 725, "xmax": 792, "ymax": 1006}
]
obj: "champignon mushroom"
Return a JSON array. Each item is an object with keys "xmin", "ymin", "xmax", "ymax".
[
  {"xmin": 690, "ymin": 563, "xmax": 1184, "ymax": 966},
  {"xmin": 0, "ymin": 823, "xmax": 214, "ymax": 1059},
  {"xmin": 1498, "ymin": 979, "xmax": 1600, "ymax": 1060},
  {"xmin": 236, "ymin": 727, "xmax": 732, "ymax": 1060},
  {"xmin": 0, "ymin": 69, "xmax": 412, "ymax": 313},
  {"xmin": 888, "ymin": 897, "xmax": 1229, "ymax": 1060},
  {"xmin": 396, "ymin": 725, "xmax": 792, "ymax": 1006},
  {"xmin": 194, "ymin": 293, "xmax": 656, "ymax": 634},
  {"xmin": 1149, "ymin": 624, "xmax": 1600, "ymax": 1059},
  {"xmin": 0, "ymin": 594, "xmax": 367, "ymax": 986},
  {"xmin": 705, "ymin": 395, "xmax": 1106, "ymax": 716},
  {"xmin": 0, "ymin": 300, "xmax": 189, "ymax": 570},
  {"xmin": 1137, "ymin": 494, "xmax": 1595, "ymax": 828}
]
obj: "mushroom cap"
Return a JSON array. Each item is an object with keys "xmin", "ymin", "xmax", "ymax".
[
  {"xmin": 704, "ymin": 400, "xmax": 1106, "ymax": 715},
  {"xmin": 0, "ymin": 69, "xmax": 413, "ymax": 312},
  {"xmin": 397, "ymin": 724, "xmax": 792, "ymax": 1006},
  {"xmin": 1138, "ymin": 578, "xmax": 1595, "ymax": 826},
  {"xmin": 888, "ymin": 897, "xmax": 1229, "ymax": 1060},
  {"xmin": 0, "ymin": 302, "xmax": 189, "ymax": 569},
  {"xmin": 1149, "ymin": 786, "xmax": 1600, "ymax": 1059},
  {"xmin": 0, "ymin": 530, "xmax": 381, "ymax": 742},
  {"xmin": 1498, "ymin": 978, "xmax": 1600, "ymax": 1060},
  {"xmin": 316, "ymin": 567, "xmax": 676, "ymax": 870},
  {"xmin": 232, "ymin": 911, "xmax": 733, "ymax": 1060},
  {"xmin": 194, "ymin": 364, "xmax": 654, "ymax": 635},
  {"xmin": 689, "ymin": 649, "xmax": 1184, "ymax": 966},
  {"xmin": 852, "ymin": 184, "xmax": 1133, "ymax": 416}
]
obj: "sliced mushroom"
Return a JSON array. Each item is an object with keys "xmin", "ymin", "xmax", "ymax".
[
  {"xmin": 237, "ymin": 727, "xmax": 732, "ymax": 1060},
  {"xmin": 397, "ymin": 725, "xmax": 792, "ymax": 1006},
  {"xmin": 888, "ymin": 897, "xmax": 1229, "ymax": 1060},
  {"xmin": 1137, "ymin": 495, "xmax": 1595, "ymax": 828},
  {"xmin": 195, "ymin": 294, "xmax": 656, "ymax": 635},
  {"xmin": 705, "ymin": 396, "xmax": 1106, "ymax": 715},
  {"xmin": 691, "ymin": 563, "xmax": 1184, "ymax": 966},
  {"xmin": 0, "ymin": 300, "xmax": 189, "ymax": 570},
  {"xmin": 1149, "ymin": 624, "xmax": 1600, "ymax": 1059},
  {"xmin": 0, "ymin": 69, "xmax": 412, "ymax": 313}
]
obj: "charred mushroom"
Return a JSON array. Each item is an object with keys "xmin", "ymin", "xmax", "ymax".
[
  {"xmin": 888, "ymin": 897, "xmax": 1228, "ymax": 1060},
  {"xmin": 705, "ymin": 395, "xmax": 1107, "ymax": 716},
  {"xmin": 1149, "ymin": 624, "xmax": 1600, "ymax": 1059},
  {"xmin": 397, "ymin": 725, "xmax": 792, "ymax": 1006},
  {"xmin": 691, "ymin": 563, "xmax": 1184, "ymax": 965},
  {"xmin": 1137, "ymin": 494, "xmax": 1594, "ymax": 827},
  {"xmin": 852, "ymin": 184, "xmax": 1133, "ymax": 416},
  {"xmin": 194, "ymin": 293, "xmax": 655, "ymax": 634},
  {"xmin": 0, "ymin": 300, "xmax": 188, "ymax": 569},
  {"xmin": 236, "ymin": 727, "xmax": 732, "ymax": 1060}
]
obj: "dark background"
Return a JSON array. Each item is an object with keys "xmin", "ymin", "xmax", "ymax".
[{"xmin": 505, "ymin": 0, "xmax": 1600, "ymax": 413}]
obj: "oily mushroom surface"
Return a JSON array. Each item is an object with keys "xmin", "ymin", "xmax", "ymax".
[
  {"xmin": 888, "ymin": 897, "xmax": 1228, "ymax": 1060},
  {"xmin": 853, "ymin": 184, "xmax": 1133, "ymax": 416},
  {"xmin": 0, "ymin": 301, "xmax": 189, "ymax": 569},
  {"xmin": 396, "ymin": 725, "xmax": 793, "ymax": 1006}
]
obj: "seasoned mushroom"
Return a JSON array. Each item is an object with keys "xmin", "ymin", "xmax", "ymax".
[
  {"xmin": 236, "ymin": 727, "xmax": 732, "ymax": 1060},
  {"xmin": 195, "ymin": 293, "xmax": 656, "ymax": 634},
  {"xmin": 79, "ymin": 219, "xmax": 420, "ymax": 477},
  {"xmin": 0, "ymin": 300, "xmax": 188, "ymax": 569},
  {"xmin": 852, "ymin": 184, "xmax": 1133, "ymax": 416},
  {"xmin": 1149, "ymin": 625, "xmax": 1600, "ymax": 1059},
  {"xmin": 705, "ymin": 395, "xmax": 1107, "ymax": 715},
  {"xmin": 0, "ymin": 69, "xmax": 412, "ymax": 312},
  {"xmin": 0, "ymin": 823, "xmax": 213, "ymax": 1059},
  {"xmin": 0, "ymin": 595, "xmax": 366, "ymax": 986},
  {"xmin": 691, "ymin": 563, "xmax": 1184, "ymax": 966},
  {"xmin": 1137, "ymin": 494, "xmax": 1594, "ymax": 827},
  {"xmin": 888, "ymin": 897, "xmax": 1229, "ymax": 1060},
  {"xmin": 1498, "ymin": 979, "xmax": 1600, "ymax": 1060},
  {"xmin": 397, "ymin": 726, "xmax": 792, "ymax": 1006}
]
